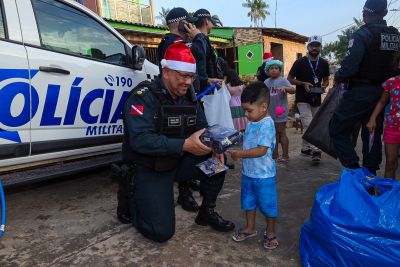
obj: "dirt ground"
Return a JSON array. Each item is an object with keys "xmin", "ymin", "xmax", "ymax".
[{"xmin": 0, "ymin": 128, "xmax": 378, "ymax": 267}]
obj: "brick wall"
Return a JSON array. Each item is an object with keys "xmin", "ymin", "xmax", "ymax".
[{"xmin": 234, "ymin": 28, "xmax": 263, "ymax": 46}]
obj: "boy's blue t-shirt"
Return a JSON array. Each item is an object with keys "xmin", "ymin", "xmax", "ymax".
[{"xmin": 242, "ymin": 116, "xmax": 276, "ymax": 179}]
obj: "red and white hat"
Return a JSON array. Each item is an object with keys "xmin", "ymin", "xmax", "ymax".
[
  {"xmin": 161, "ymin": 42, "xmax": 196, "ymax": 73},
  {"xmin": 263, "ymin": 52, "xmax": 273, "ymax": 62}
]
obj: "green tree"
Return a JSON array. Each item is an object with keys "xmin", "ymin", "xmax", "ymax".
[
  {"xmin": 156, "ymin": 7, "xmax": 170, "ymax": 26},
  {"xmin": 242, "ymin": 0, "xmax": 270, "ymax": 27},
  {"xmin": 321, "ymin": 18, "xmax": 364, "ymax": 65}
]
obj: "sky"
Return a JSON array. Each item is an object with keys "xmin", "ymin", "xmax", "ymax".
[{"xmin": 152, "ymin": 0, "xmax": 400, "ymax": 43}]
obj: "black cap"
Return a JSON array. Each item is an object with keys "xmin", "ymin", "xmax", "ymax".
[
  {"xmin": 363, "ymin": 0, "xmax": 387, "ymax": 13},
  {"xmin": 194, "ymin": 9, "xmax": 212, "ymax": 19},
  {"xmin": 166, "ymin": 7, "xmax": 197, "ymax": 25}
]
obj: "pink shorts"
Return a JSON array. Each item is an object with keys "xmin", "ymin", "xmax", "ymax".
[{"xmin": 383, "ymin": 127, "xmax": 400, "ymax": 144}]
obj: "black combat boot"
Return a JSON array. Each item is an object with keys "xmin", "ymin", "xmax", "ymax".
[
  {"xmin": 188, "ymin": 180, "xmax": 201, "ymax": 191},
  {"xmin": 117, "ymin": 185, "xmax": 132, "ymax": 224},
  {"xmin": 177, "ymin": 182, "xmax": 199, "ymax": 212},
  {"xmin": 114, "ymin": 163, "xmax": 133, "ymax": 224},
  {"xmin": 195, "ymin": 206, "xmax": 235, "ymax": 232}
]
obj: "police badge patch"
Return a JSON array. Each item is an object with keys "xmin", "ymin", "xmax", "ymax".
[
  {"xmin": 168, "ymin": 116, "xmax": 181, "ymax": 127},
  {"xmin": 380, "ymin": 33, "xmax": 400, "ymax": 51}
]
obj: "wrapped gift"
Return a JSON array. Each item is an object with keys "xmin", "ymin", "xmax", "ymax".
[{"xmin": 200, "ymin": 125, "xmax": 243, "ymax": 154}]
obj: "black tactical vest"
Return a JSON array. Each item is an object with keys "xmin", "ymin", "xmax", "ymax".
[
  {"xmin": 123, "ymin": 80, "xmax": 197, "ymax": 171},
  {"xmin": 356, "ymin": 24, "xmax": 400, "ymax": 84},
  {"xmin": 148, "ymin": 82, "xmax": 198, "ymax": 139}
]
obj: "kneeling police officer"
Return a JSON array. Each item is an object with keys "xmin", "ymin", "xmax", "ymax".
[{"xmin": 118, "ymin": 42, "xmax": 235, "ymax": 242}]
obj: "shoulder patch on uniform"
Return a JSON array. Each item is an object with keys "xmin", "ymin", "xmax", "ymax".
[
  {"xmin": 135, "ymin": 87, "xmax": 149, "ymax": 96},
  {"xmin": 348, "ymin": 39, "xmax": 354, "ymax": 48}
]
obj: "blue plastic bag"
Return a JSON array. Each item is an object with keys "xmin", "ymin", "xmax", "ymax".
[{"xmin": 300, "ymin": 168, "xmax": 400, "ymax": 267}]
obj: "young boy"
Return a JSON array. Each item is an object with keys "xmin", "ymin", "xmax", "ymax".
[
  {"xmin": 264, "ymin": 60, "xmax": 296, "ymax": 162},
  {"xmin": 229, "ymin": 82, "xmax": 278, "ymax": 250}
]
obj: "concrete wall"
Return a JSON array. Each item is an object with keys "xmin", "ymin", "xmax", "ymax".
[
  {"xmin": 232, "ymin": 28, "xmax": 306, "ymax": 77},
  {"xmin": 263, "ymin": 36, "xmax": 306, "ymax": 77},
  {"xmin": 97, "ymin": 0, "xmax": 153, "ymax": 25}
]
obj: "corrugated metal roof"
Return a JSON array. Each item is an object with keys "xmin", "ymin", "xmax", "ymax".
[{"xmin": 216, "ymin": 26, "xmax": 308, "ymax": 43}]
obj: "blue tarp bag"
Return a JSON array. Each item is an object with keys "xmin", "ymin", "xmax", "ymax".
[{"xmin": 300, "ymin": 168, "xmax": 400, "ymax": 267}]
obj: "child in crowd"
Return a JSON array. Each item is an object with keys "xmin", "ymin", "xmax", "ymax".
[
  {"xmin": 367, "ymin": 75, "xmax": 400, "ymax": 179},
  {"xmin": 226, "ymin": 69, "xmax": 248, "ymax": 132},
  {"xmin": 229, "ymin": 82, "xmax": 279, "ymax": 250},
  {"xmin": 264, "ymin": 60, "xmax": 296, "ymax": 162}
]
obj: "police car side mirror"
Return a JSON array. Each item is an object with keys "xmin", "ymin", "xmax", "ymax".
[{"xmin": 132, "ymin": 45, "xmax": 146, "ymax": 70}]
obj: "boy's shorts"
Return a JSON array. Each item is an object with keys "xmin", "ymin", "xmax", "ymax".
[{"xmin": 241, "ymin": 175, "xmax": 278, "ymax": 217}]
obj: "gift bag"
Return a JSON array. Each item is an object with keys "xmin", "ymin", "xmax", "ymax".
[
  {"xmin": 300, "ymin": 168, "xmax": 400, "ymax": 267},
  {"xmin": 202, "ymin": 82, "xmax": 234, "ymax": 129},
  {"xmin": 302, "ymin": 87, "xmax": 360, "ymax": 158}
]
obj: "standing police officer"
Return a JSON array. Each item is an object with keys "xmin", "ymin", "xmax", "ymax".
[
  {"xmin": 193, "ymin": 9, "xmax": 224, "ymax": 93},
  {"xmin": 329, "ymin": 0, "xmax": 400, "ymax": 174},
  {"xmin": 157, "ymin": 7, "xmax": 207, "ymax": 211},
  {"xmin": 121, "ymin": 43, "xmax": 234, "ymax": 243}
]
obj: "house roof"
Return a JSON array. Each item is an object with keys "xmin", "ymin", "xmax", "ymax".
[
  {"xmin": 105, "ymin": 19, "xmax": 308, "ymax": 44},
  {"xmin": 261, "ymin": 28, "xmax": 308, "ymax": 43},
  {"xmin": 105, "ymin": 19, "xmax": 231, "ymax": 43}
]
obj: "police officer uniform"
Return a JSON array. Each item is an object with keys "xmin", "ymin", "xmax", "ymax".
[
  {"xmin": 194, "ymin": 9, "xmax": 226, "ymax": 91},
  {"xmin": 120, "ymin": 43, "xmax": 234, "ymax": 242},
  {"xmin": 156, "ymin": 7, "xmax": 207, "ymax": 211},
  {"xmin": 330, "ymin": 0, "xmax": 400, "ymax": 173}
]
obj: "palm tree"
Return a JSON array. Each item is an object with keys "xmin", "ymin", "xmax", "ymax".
[
  {"xmin": 242, "ymin": 0, "xmax": 270, "ymax": 27},
  {"xmin": 156, "ymin": 7, "xmax": 170, "ymax": 26},
  {"xmin": 188, "ymin": 12, "xmax": 224, "ymax": 27},
  {"xmin": 211, "ymin": 15, "xmax": 223, "ymax": 27}
]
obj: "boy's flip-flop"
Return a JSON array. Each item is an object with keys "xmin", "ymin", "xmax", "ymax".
[
  {"xmin": 232, "ymin": 229, "xmax": 258, "ymax": 242},
  {"xmin": 263, "ymin": 232, "xmax": 279, "ymax": 249}
]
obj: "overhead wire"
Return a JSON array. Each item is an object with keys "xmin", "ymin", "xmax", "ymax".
[{"xmin": 322, "ymin": 2, "xmax": 400, "ymax": 38}]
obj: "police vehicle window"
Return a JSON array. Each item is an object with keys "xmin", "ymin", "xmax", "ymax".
[
  {"xmin": 0, "ymin": 3, "xmax": 5, "ymax": 39},
  {"xmin": 32, "ymin": 0, "xmax": 127, "ymax": 66}
]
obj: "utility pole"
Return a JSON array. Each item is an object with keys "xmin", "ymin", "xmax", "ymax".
[{"xmin": 274, "ymin": 0, "xmax": 278, "ymax": 28}]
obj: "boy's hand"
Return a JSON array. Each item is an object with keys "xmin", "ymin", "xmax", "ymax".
[
  {"xmin": 228, "ymin": 150, "xmax": 241, "ymax": 161},
  {"xmin": 212, "ymin": 152, "xmax": 225, "ymax": 164},
  {"xmin": 366, "ymin": 120, "xmax": 376, "ymax": 134}
]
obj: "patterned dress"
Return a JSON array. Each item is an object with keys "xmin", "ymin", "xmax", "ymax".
[
  {"xmin": 383, "ymin": 76, "xmax": 400, "ymax": 130},
  {"xmin": 227, "ymin": 83, "xmax": 248, "ymax": 131}
]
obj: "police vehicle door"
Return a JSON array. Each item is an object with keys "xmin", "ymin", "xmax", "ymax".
[
  {"xmin": 18, "ymin": 0, "xmax": 146, "ymax": 157},
  {"xmin": 0, "ymin": 0, "xmax": 32, "ymax": 160}
]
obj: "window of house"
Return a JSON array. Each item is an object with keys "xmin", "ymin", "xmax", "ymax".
[{"xmin": 32, "ymin": 0, "xmax": 127, "ymax": 66}]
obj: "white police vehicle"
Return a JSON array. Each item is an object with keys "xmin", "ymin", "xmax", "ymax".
[{"xmin": 0, "ymin": 0, "xmax": 158, "ymax": 185}]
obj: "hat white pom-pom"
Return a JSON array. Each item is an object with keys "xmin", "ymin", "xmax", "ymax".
[{"xmin": 161, "ymin": 59, "xmax": 168, "ymax": 68}]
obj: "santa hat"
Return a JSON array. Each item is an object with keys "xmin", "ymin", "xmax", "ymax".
[
  {"xmin": 263, "ymin": 52, "xmax": 273, "ymax": 63},
  {"xmin": 161, "ymin": 42, "xmax": 196, "ymax": 73}
]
